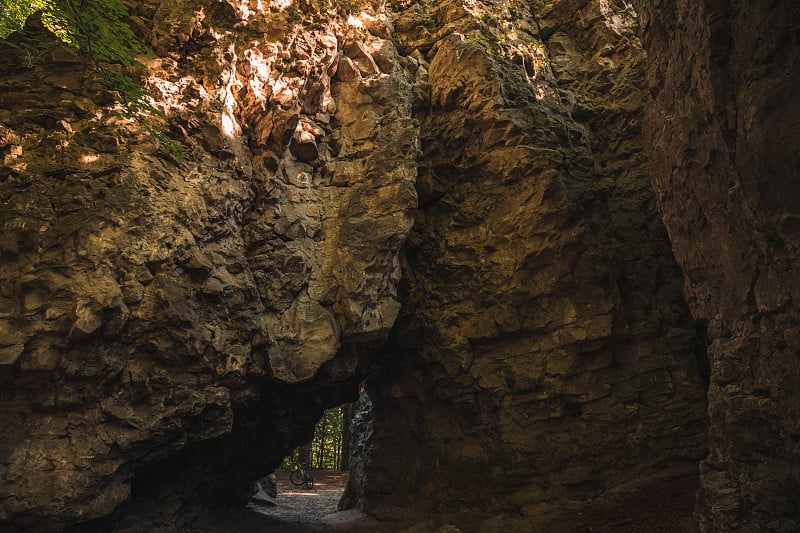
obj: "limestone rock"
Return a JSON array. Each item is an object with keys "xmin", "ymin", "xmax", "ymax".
[
  {"xmin": 1, "ymin": 0, "xmax": 795, "ymax": 531},
  {"xmin": 639, "ymin": 1, "xmax": 800, "ymax": 531},
  {"xmin": 251, "ymin": 480, "xmax": 277, "ymax": 507},
  {"xmin": 344, "ymin": 0, "xmax": 708, "ymax": 525},
  {"xmin": 338, "ymin": 390, "xmax": 373, "ymax": 512},
  {"xmin": 0, "ymin": 1, "xmax": 412, "ymax": 529}
]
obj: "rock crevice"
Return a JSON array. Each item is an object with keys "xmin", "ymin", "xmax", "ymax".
[{"xmin": 639, "ymin": 0, "xmax": 800, "ymax": 530}]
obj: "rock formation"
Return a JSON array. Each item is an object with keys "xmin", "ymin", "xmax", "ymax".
[
  {"xmin": 344, "ymin": 0, "xmax": 707, "ymax": 527},
  {"xmin": 0, "ymin": 0, "xmax": 796, "ymax": 531},
  {"xmin": 0, "ymin": 1, "xmax": 413, "ymax": 529},
  {"xmin": 639, "ymin": 1, "xmax": 800, "ymax": 530}
]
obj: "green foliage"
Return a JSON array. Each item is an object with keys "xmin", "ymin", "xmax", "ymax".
[
  {"xmin": 0, "ymin": 0, "xmax": 145, "ymax": 62},
  {"xmin": 99, "ymin": 67, "xmax": 186, "ymax": 160},
  {"xmin": 311, "ymin": 406, "xmax": 344, "ymax": 469},
  {"xmin": 0, "ymin": 0, "xmax": 48, "ymax": 37},
  {"xmin": 283, "ymin": 406, "xmax": 346, "ymax": 470},
  {"xmin": 0, "ymin": 0, "xmax": 184, "ymax": 159}
]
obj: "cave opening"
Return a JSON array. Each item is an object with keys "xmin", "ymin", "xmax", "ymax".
[
  {"xmin": 240, "ymin": 388, "xmax": 370, "ymax": 531},
  {"xmin": 62, "ymin": 373, "xmax": 367, "ymax": 533}
]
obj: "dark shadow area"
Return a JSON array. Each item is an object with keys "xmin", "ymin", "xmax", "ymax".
[
  {"xmin": 190, "ymin": 470, "xmax": 355, "ymax": 532},
  {"xmin": 546, "ymin": 474, "xmax": 700, "ymax": 532},
  {"xmin": 68, "ymin": 377, "xmax": 359, "ymax": 532},
  {"xmin": 693, "ymin": 320, "xmax": 711, "ymax": 392}
]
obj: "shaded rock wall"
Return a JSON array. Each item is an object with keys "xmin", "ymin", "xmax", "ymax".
[
  {"xmin": 639, "ymin": 0, "xmax": 800, "ymax": 530},
  {"xmin": 337, "ymin": 389, "xmax": 373, "ymax": 512},
  {"xmin": 345, "ymin": 0, "xmax": 707, "ymax": 526}
]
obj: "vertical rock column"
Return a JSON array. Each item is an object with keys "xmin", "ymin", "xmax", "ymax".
[
  {"xmin": 639, "ymin": 1, "xmax": 800, "ymax": 531},
  {"xmin": 347, "ymin": 0, "xmax": 707, "ymax": 526},
  {"xmin": 224, "ymin": 1, "xmax": 419, "ymax": 381}
]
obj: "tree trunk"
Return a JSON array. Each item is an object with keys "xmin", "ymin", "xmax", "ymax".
[
  {"xmin": 317, "ymin": 417, "xmax": 327, "ymax": 469},
  {"xmin": 340, "ymin": 402, "xmax": 354, "ymax": 471},
  {"xmin": 333, "ymin": 410, "xmax": 340, "ymax": 470},
  {"xmin": 335, "ymin": 427, "xmax": 340, "ymax": 470}
]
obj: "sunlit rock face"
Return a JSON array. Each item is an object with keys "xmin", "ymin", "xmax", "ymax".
[
  {"xmin": 343, "ymin": 0, "xmax": 708, "ymax": 527},
  {"xmin": 639, "ymin": 1, "xmax": 800, "ymax": 531},
  {"xmin": 0, "ymin": 0, "xmax": 414, "ymax": 529}
]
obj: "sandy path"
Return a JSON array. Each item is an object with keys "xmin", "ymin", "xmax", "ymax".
[
  {"xmin": 190, "ymin": 470, "xmax": 395, "ymax": 532},
  {"xmin": 251, "ymin": 469, "xmax": 403, "ymax": 532},
  {"xmin": 252, "ymin": 470, "xmax": 355, "ymax": 531}
]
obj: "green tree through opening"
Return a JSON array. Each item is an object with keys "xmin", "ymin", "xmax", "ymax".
[{"xmin": 285, "ymin": 406, "xmax": 348, "ymax": 470}]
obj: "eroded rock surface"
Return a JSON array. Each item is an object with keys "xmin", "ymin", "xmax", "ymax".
[
  {"xmin": 4, "ymin": 0, "xmax": 794, "ymax": 531},
  {"xmin": 639, "ymin": 1, "xmax": 800, "ymax": 530},
  {"xmin": 343, "ymin": 0, "xmax": 707, "ymax": 527},
  {"xmin": 0, "ymin": 1, "xmax": 415, "ymax": 529}
]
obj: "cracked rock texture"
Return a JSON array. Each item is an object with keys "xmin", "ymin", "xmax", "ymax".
[
  {"xmin": 343, "ymin": 0, "xmax": 707, "ymax": 527},
  {"xmin": 639, "ymin": 0, "xmax": 800, "ymax": 530},
  {"xmin": 0, "ymin": 1, "xmax": 413, "ymax": 529},
  {"xmin": 2, "ymin": 0, "xmax": 796, "ymax": 531}
]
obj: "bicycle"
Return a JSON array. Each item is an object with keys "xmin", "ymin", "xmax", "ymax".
[{"xmin": 290, "ymin": 462, "xmax": 314, "ymax": 489}]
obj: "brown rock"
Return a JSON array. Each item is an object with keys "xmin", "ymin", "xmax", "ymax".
[
  {"xmin": 639, "ymin": 1, "xmax": 800, "ymax": 530},
  {"xmin": 1, "ymin": 1, "xmax": 796, "ymax": 532},
  {"xmin": 0, "ymin": 2, "xmax": 414, "ymax": 529},
  {"xmin": 343, "ymin": 1, "xmax": 707, "ymax": 527}
]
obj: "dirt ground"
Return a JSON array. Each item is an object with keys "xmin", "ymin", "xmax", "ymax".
[
  {"xmin": 249, "ymin": 470, "xmax": 390, "ymax": 532},
  {"xmin": 191, "ymin": 470, "xmax": 698, "ymax": 532},
  {"xmin": 190, "ymin": 470, "xmax": 399, "ymax": 533}
]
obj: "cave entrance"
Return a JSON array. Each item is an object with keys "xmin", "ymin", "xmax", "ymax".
[{"xmin": 229, "ymin": 387, "xmax": 383, "ymax": 533}]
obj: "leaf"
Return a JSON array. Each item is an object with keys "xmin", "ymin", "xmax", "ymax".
[{"xmin": 0, "ymin": 0, "xmax": 185, "ymax": 158}]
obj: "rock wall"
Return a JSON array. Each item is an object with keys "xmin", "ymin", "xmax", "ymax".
[
  {"xmin": 6, "ymin": 0, "xmax": 789, "ymax": 530},
  {"xmin": 0, "ymin": 1, "xmax": 416, "ymax": 529},
  {"xmin": 639, "ymin": 0, "xmax": 800, "ymax": 530},
  {"xmin": 345, "ymin": 0, "xmax": 708, "ymax": 527}
]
